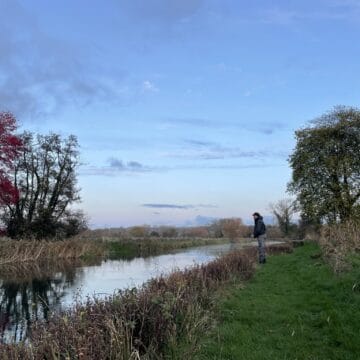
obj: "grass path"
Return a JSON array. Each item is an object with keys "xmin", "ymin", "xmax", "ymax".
[{"xmin": 194, "ymin": 243, "xmax": 360, "ymax": 360}]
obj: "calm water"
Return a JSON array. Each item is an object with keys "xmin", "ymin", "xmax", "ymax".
[{"xmin": 0, "ymin": 241, "xmax": 280, "ymax": 343}]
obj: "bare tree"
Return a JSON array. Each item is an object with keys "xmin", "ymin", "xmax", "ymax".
[
  {"xmin": 2, "ymin": 132, "xmax": 84, "ymax": 238},
  {"xmin": 269, "ymin": 199, "xmax": 296, "ymax": 236}
]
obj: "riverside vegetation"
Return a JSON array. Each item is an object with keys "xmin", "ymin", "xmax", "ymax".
[
  {"xmin": 0, "ymin": 234, "xmax": 241, "ymax": 266},
  {"xmin": 0, "ymin": 243, "xmax": 292, "ymax": 359},
  {"xmin": 0, "ymin": 238, "xmax": 103, "ymax": 266}
]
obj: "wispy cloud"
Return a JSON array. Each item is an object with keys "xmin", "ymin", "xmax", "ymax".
[
  {"xmin": 184, "ymin": 139, "xmax": 217, "ymax": 147},
  {"xmin": 163, "ymin": 117, "xmax": 215, "ymax": 128},
  {"xmin": 142, "ymin": 203, "xmax": 217, "ymax": 210},
  {"xmin": 108, "ymin": 158, "xmax": 145, "ymax": 171},
  {"xmin": 258, "ymin": 8, "xmax": 300, "ymax": 25},
  {"xmin": 161, "ymin": 117, "xmax": 286, "ymax": 134},
  {"xmin": 162, "ymin": 139, "xmax": 287, "ymax": 160},
  {"xmin": 142, "ymin": 80, "xmax": 159, "ymax": 93},
  {"xmin": 329, "ymin": 0, "xmax": 360, "ymax": 9},
  {"xmin": 81, "ymin": 161, "xmax": 286, "ymax": 177},
  {"xmin": 80, "ymin": 152, "xmax": 288, "ymax": 176},
  {"xmin": 81, "ymin": 157, "xmax": 160, "ymax": 176},
  {"xmin": 118, "ymin": 0, "xmax": 203, "ymax": 23},
  {"xmin": 255, "ymin": 122, "xmax": 287, "ymax": 135},
  {"xmin": 108, "ymin": 157, "xmax": 156, "ymax": 172},
  {"xmin": 249, "ymin": 4, "xmax": 360, "ymax": 25},
  {"xmin": 210, "ymin": 62, "xmax": 242, "ymax": 74},
  {"xmin": 0, "ymin": 1, "xmax": 125, "ymax": 119}
]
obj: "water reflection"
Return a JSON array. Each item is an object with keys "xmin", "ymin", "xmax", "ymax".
[
  {"xmin": 0, "ymin": 241, "xmax": 283, "ymax": 343},
  {"xmin": 0, "ymin": 259, "xmax": 97, "ymax": 343}
]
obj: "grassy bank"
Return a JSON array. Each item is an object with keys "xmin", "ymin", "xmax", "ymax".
[{"xmin": 193, "ymin": 242, "xmax": 360, "ymax": 360}]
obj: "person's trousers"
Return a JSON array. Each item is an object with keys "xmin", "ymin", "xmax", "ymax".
[{"xmin": 257, "ymin": 234, "xmax": 266, "ymax": 263}]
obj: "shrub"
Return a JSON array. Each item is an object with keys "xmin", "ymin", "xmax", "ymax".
[{"xmin": 319, "ymin": 219, "xmax": 360, "ymax": 272}]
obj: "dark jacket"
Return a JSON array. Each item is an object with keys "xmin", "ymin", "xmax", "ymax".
[{"xmin": 253, "ymin": 216, "xmax": 266, "ymax": 238}]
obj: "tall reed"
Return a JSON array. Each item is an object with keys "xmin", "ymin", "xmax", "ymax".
[
  {"xmin": 0, "ymin": 239, "xmax": 104, "ymax": 266},
  {"xmin": 320, "ymin": 219, "xmax": 360, "ymax": 272}
]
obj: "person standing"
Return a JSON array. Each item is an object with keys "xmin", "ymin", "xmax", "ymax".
[{"xmin": 252, "ymin": 212, "xmax": 266, "ymax": 264}]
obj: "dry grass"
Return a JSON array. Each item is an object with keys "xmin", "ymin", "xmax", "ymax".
[
  {"xmin": 76, "ymin": 230, "xmax": 236, "ymax": 259},
  {"xmin": 0, "ymin": 238, "xmax": 104, "ymax": 266},
  {"xmin": 319, "ymin": 219, "xmax": 360, "ymax": 272},
  {"xmin": 266, "ymin": 242, "xmax": 293, "ymax": 255},
  {"xmin": 0, "ymin": 256, "xmax": 102, "ymax": 284}
]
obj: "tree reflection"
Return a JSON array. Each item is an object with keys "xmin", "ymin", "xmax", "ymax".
[{"xmin": 0, "ymin": 260, "xmax": 90, "ymax": 343}]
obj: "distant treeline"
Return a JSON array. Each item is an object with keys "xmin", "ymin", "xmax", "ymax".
[{"xmin": 78, "ymin": 218, "xmax": 297, "ymax": 242}]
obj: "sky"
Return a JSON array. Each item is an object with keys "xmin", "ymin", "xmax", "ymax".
[{"xmin": 1, "ymin": 0, "xmax": 360, "ymax": 227}]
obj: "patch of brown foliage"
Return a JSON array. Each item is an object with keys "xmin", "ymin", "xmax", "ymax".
[
  {"xmin": 319, "ymin": 219, "xmax": 360, "ymax": 272},
  {"xmin": 0, "ymin": 239, "xmax": 104, "ymax": 266}
]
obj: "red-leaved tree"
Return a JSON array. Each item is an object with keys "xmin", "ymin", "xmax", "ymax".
[{"xmin": 0, "ymin": 112, "xmax": 22, "ymax": 206}]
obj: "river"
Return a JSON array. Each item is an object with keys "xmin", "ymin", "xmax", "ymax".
[{"xmin": 0, "ymin": 241, "xmax": 281, "ymax": 343}]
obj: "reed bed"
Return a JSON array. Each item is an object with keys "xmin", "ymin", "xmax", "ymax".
[
  {"xmin": 106, "ymin": 237, "xmax": 234, "ymax": 259},
  {"xmin": 0, "ymin": 244, "xmax": 292, "ymax": 359},
  {"xmin": 319, "ymin": 219, "xmax": 360, "ymax": 272},
  {"xmin": 0, "ymin": 257, "xmax": 101, "ymax": 284},
  {"xmin": 0, "ymin": 239, "xmax": 104, "ymax": 266}
]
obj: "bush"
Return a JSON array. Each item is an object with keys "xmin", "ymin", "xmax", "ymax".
[{"xmin": 319, "ymin": 219, "xmax": 360, "ymax": 272}]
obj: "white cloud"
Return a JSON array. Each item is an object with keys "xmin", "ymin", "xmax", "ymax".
[{"xmin": 142, "ymin": 80, "xmax": 159, "ymax": 93}]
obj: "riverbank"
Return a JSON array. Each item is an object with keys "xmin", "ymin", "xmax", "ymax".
[
  {"xmin": 192, "ymin": 242, "xmax": 360, "ymax": 360},
  {"xmin": 105, "ymin": 236, "xmax": 239, "ymax": 259},
  {"xmin": 0, "ymin": 246, "xmax": 263, "ymax": 359},
  {"xmin": 0, "ymin": 236, "xmax": 245, "ymax": 266}
]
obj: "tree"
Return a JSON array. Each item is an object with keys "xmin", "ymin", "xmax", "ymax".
[
  {"xmin": 288, "ymin": 106, "xmax": 360, "ymax": 223},
  {"xmin": 0, "ymin": 112, "xmax": 22, "ymax": 206},
  {"xmin": 208, "ymin": 220, "xmax": 224, "ymax": 238},
  {"xmin": 219, "ymin": 218, "xmax": 246, "ymax": 241},
  {"xmin": 269, "ymin": 199, "xmax": 296, "ymax": 236},
  {"xmin": 160, "ymin": 226, "xmax": 178, "ymax": 238},
  {"xmin": 1, "ymin": 132, "xmax": 83, "ymax": 238},
  {"xmin": 128, "ymin": 225, "xmax": 150, "ymax": 238},
  {"xmin": 184, "ymin": 226, "xmax": 209, "ymax": 238}
]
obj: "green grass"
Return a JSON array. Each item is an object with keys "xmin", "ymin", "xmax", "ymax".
[{"xmin": 194, "ymin": 243, "xmax": 360, "ymax": 360}]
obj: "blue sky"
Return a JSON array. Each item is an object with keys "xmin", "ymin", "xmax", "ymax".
[{"xmin": 1, "ymin": 0, "xmax": 360, "ymax": 227}]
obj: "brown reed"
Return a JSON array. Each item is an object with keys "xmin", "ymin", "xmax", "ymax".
[
  {"xmin": 0, "ymin": 238, "xmax": 104, "ymax": 266},
  {"xmin": 319, "ymin": 219, "xmax": 360, "ymax": 272}
]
